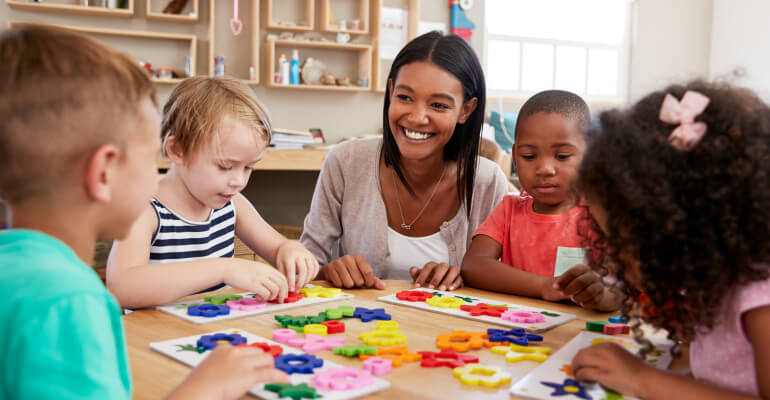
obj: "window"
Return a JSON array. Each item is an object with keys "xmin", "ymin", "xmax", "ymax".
[{"xmin": 484, "ymin": 0, "xmax": 632, "ymax": 102}]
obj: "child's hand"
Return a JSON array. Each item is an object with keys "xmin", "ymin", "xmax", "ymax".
[
  {"xmin": 540, "ymin": 277, "xmax": 570, "ymax": 302},
  {"xmin": 572, "ymin": 342, "xmax": 653, "ymax": 398},
  {"xmin": 553, "ymin": 264, "xmax": 611, "ymax": 309},
  {"xmin": 409, "ymin": 262, "xmax": 462, "ymax": 291},
  {"xmin": 224, "ymin": 260, "xmax": 288, "ymax": 302},
  {"xmin": 322, "ymin": 254, "xmax": 386, "ymax": 289},
  {"xmin": 275, "ymin": 240, "xmax": 320, "ymax": 292},
  {"xmin": 169, "ymin": 345, "xmax": 289, "ymax": 400}
]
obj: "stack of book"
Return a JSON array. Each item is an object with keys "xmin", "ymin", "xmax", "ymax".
[{"xmin": 270, "ymin": 128, "xmax": 324, "ymax": 150}]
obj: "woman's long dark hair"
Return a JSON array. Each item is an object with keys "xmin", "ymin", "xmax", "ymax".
[{"xmin": 382, "ymin": 31, "xmax": 486, "ymax": 216}]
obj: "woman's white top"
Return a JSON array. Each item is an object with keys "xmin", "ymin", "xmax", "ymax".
[{"xmin": 385, "ymin": 226, "xmax": 450, "ymax": 279}]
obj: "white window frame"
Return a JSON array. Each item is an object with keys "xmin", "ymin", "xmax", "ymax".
[{"xmin": 482, "ymin": 0, "xmax": 634, "ymax": 104}]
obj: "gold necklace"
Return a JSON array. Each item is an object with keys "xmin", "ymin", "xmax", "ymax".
[{"xmin": 391, "ymin": 165, "xmax": 447, "ymax": 231}]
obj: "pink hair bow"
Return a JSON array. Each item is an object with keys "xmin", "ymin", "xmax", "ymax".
[{"xmin": 658, "ymin": 90, "xmax": 710, "ymax": 151}]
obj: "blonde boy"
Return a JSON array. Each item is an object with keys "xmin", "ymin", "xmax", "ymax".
[{"xmin": 0, "ymin": 26, "xmax": 286, "ymax": 399}]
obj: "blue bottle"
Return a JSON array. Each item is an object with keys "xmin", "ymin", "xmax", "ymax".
[{"xmin": 290, "ymin": 49, "xmax": 300, "ymax": 85}]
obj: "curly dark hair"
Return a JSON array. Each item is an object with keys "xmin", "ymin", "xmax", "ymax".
[{"xmin": 578, "ymin": 80, "xmax": 770, "ymax": 343}]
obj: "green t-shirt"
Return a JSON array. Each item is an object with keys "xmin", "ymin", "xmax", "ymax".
[{"xmin": 0, "ymin": 229, "xmax": 131, "ymax": 399}]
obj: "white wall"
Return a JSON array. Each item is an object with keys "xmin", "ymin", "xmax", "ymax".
[
  {"xmin": 710, "ymin": 0, "xmax": 770, "ymax": 100},
  {"xmin": 628, "ymin": 0, "xmax": 713, "ymax": 102}
]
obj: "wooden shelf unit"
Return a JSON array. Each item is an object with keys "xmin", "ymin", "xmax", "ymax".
[
  {"xmin": 321, "ymin": 0, "xmax": 369, "ymax": 35},
  {"xmin": 372, "ymin": 0, "xmax": 420, "ymax": 92},
  {"xmin": 265, "ymin": 39, "xmax": 372, "ymax": 92},
  {"xmin": 264, "ymin": 0, "xmax": 314, "ymax": 32},
  {"xmin": 208, "ymin": 0, "xmax": 260, "ymax": 84},
  {"xmin": 157, "ymin": 148, "xmax": 329, "ymax": 171},
  {"xmin": 146, "ymin": 0, "xmax": 199, "ymax": 22},
  {"xmin": 7, "ymin": 21, "xmax": 197, "ymax": 78},
  {"xmin": 6, "ymin": 0, "xmax": 134, "ymax": 17}
]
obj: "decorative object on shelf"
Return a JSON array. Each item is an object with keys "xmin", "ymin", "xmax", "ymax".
[
  {"xmin": 279, "ymin": 54, "xmax": 290, "ymax": 84},
  {"xmin": 184, "ymin": 55, "xmax": 192, "ymax": 77},
  {"xmin": 450, "ymin": 0, "xmax": 475, "ymax": 43},
  {"xmin": 290, "ymin": 49, "xmax": 300, "ymax": 85},
  {"xmin": 335, "ymin": 76, "xmax": 350, "ymax": 86},
  {"xmin": 214, "ymin": 56, "xmax": 225, "ymax": 76},
  {"xmin": 320, "ymin": 71, "xmax": 336, "ymax": 86},
  {"xmin": 230, "ymin": 0, "xmax": 242, "ymax": 35},
  {"xmin": 358, "ymin": 77, "xmax": 368, "ymax": 88},
  {"xmin": 301, "ymin": 57, "xmax": 326, "ymax": 85},
  {"xmin": 163, "ymin": 0, "xmax": 189, "ymax": 14},
  {"xmin": 350, "ymin": 19, "xmax": 361, "ymax": 30},
  {"xmin": 155, "ymin": 66, "xmax": 174, "ymax": 80},
  {"xmin": 249, "ymin": 66, "xmax": 256, "ymax": 80},
  {"xmin": 278, "ymin": 32, "xmax": 294, "ymax": 40}
]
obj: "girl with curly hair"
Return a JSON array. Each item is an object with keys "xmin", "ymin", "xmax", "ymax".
[{"xmin": 571, "ymin": 81, "xmax": 770, "ymax": 398}]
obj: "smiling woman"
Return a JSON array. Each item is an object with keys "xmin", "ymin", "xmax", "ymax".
[{"xmin": 300, "ymin": 32, "xmax": 510, "ymax": 292}]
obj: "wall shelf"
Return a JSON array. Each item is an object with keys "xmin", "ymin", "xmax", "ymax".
[
  {"xmin": 8, "ymin": 21, "xmax": 197, "ymax": 78},
  {"xmin": 146, "ymin": 0, "xmax": 199, "ymax": 23},
  {"xmin": 372, "ymin": 0, "xmax": 420, "ymax": 92},
  {"xmin": 208, "ymin": 0, "xmax": 260, "ymax": 83},
  {"xmin": 321, "ymin": 0, "xmax": 369, "ymax": 35},
  {"xmin": 157, "ymin": 148, "xmax": 329, "ymax": 171},
  {"xmin": 264, "ymin": 0, "xmax": 314, "ymax": 31},
  {"xmin": 265, "ymin": 39, "xmax": 372, "ymax": 92},
  {"xmin": 6, "ymin": 0, "xmax": 134, "ymax": 17}
]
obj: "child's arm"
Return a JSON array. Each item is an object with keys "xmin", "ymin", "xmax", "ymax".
[
  {"xmin": 167, "ymin": 345, "xmax": 289, "ymax": 400},
  {"xmin": 572, "ymin": 306, "xmax": 770, "ymax": 400},
  {"xmin": 107, "ymin": 205, "xmax": 288, "ymax": 308},
  {"xmin": 554, "ymin": 264, "xmax": 624, "ymax": 311},
  {"xmin": 231, "ymin": 194, "xmax": 319, "ymax": 292},
  {"xmin": 462, "ymin": 235, "xmax": 569, "ymax": 301}
]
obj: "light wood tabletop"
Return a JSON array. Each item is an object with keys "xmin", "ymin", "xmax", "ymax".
[{"xmin": 123, "ymin": 280, "xmax": 666, "ymax": 399}]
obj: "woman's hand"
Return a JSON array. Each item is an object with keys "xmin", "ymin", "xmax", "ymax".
[
  {"xmin": 322, "ymin": 254, "xmax": 386, "ymax": 289},
  {"xmin": 410, "ymin": 262, "xmax": 462, "ymax": 291}
]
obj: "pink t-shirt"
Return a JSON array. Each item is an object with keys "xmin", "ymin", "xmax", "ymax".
[
  {"xmin": 473, "ymin": 194, "xmax": 587, "ymax": 276},
  {"xmin": 690, "ymin": 274, "xmax": 770, "ymax": 395}
]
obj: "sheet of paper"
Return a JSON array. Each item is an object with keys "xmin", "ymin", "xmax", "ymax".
[
  {"xmin": 418, "ymin": 21, "xmax": 447, "ymax": 35},
  {"xmin": 553, "ymin": 247, "xmax": 586, "ymax": 277},
  {"xmin": 379, "ymin": 7, "xmax": 408, "ymax": 60}
]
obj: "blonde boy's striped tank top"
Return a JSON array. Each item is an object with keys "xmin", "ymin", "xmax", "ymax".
[{"xmin": 149, "ymin": 198, "xmax": 236, "ymax": 263}]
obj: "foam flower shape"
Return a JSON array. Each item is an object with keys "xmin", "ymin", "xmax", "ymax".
[
  {"xmin": 425, "ymin": 296, "xmax": 465, "ymax": 309},
  {"xmin": 359, "ymin": 328, "xmax": 407, "ymax": 346},
  {"xmin": 226, "ymin": 298, "xmax": 266, "ymax": 311},
  {"xmin": 490, "ymin": 343, "xmax": 551, "ymax": 363},
  {"xmin": 187, "ymin": 304, "xmax": 229, "ymax": 318},
  {"xmin": 436, "ymin": 330, "xmax": 486, "ymax": 352},
  {"xmin": 396, "ymin": 290, "xmax": 433, "ymax": 302},
  {"xmin": 300, "ymin": 286, "xmax": 341, "ymax": 298},
  {"xmin": 501, "ymin": 309, "xmax": 545, "ymax": 323},
  {"xmin": 313, "ymin": 367, "xmax": 374, "ymax": 391},
  {"xmin": 196, "ymin": 333, "xmax": 247, "ymax": 350},
  {"xmin": 453, "ymin": 363, "xmax": 512, "ymax": 387}
]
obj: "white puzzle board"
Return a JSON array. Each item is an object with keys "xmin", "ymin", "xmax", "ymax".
[
  {"xmin": 157, "ymin": 285, "xmax": 353, "ymax": 324},
  {"xmin": 150, "ymin": 328, "xmax": 391, "ymax": 400},
  {"xmin": 378, "ymin": 288, "xmax": 576, "ymax": 332},
  {"xmin": 511, "ymin": 331, "xmax": 674, "ymax": 400}
]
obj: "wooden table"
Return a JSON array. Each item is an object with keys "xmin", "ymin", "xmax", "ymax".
[{"xmin": 124, "ymin": 281, "xmax": 640, "ymax": 399}]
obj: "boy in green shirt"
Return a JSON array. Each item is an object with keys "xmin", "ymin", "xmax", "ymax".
[{"xmin": 0, "ymin": 26, "xmax": 287, "ymax": 399}]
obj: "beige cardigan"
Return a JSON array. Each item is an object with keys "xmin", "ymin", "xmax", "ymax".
[{"xmin": 300, "ymin": 137, "xmax": 509, "ymax": 278}]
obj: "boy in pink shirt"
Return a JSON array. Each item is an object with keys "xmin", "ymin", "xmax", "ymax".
[{"xmin": 462, "ymin": 90, "xmax": 621, "ymax": 311}]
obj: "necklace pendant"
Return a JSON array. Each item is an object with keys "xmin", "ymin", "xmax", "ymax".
[{"xmin": 400, "ymin": 223, "xmax": 412, "ymax": 230}]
